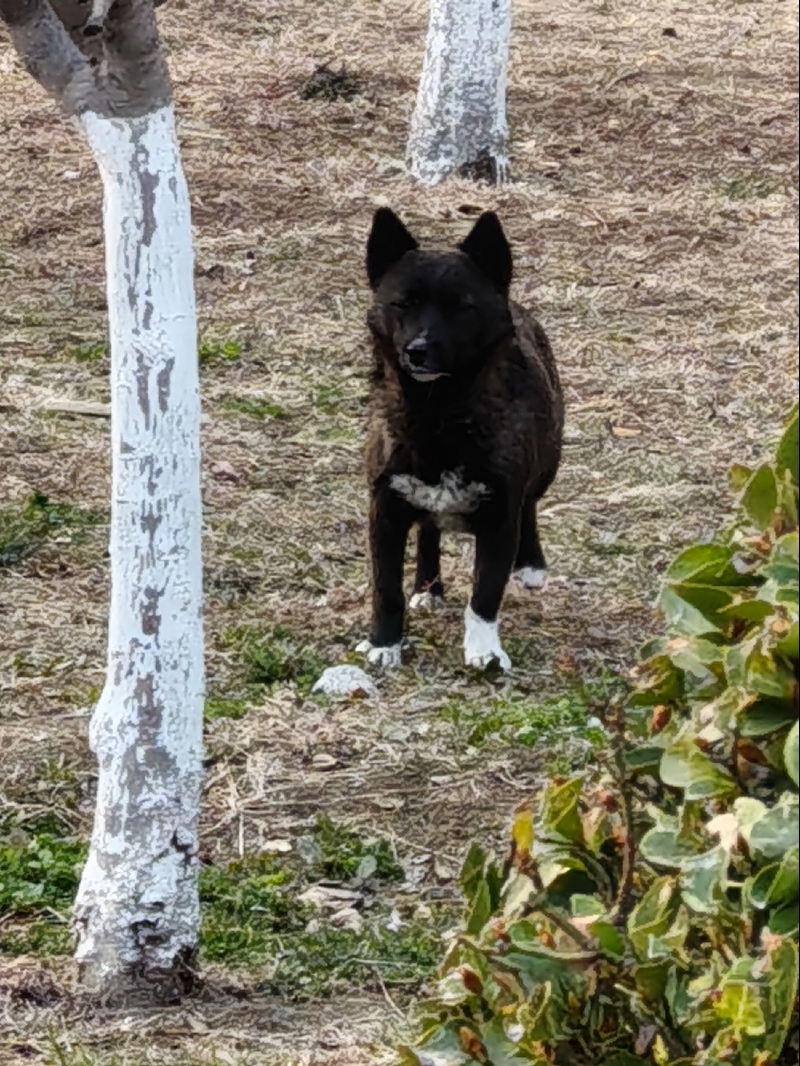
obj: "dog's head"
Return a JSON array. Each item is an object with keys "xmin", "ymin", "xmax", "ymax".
[{"xmin": 366, "ymin": 208, "xmax": 514, "ymax": 383}]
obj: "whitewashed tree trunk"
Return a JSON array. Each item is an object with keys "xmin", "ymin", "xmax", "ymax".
[
  {"xmin": 1, "ymin": 0, "xmax": 205, "ymax": 999},
  {"xmin": 407, "ymin": 0, "xmax": 512, "ymax": 185},
  {"xmin": 71, "ymin": 106, "xmax": 204, "ymax": 996}
]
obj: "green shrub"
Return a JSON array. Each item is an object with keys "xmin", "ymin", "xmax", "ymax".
[{"xmin": 403, "ymin": 406, "xmax": 799, "ymax": 1066}]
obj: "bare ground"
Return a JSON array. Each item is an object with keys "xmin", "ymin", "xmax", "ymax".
[{"xmin": 0, "ymin": 0, "xmax": 798, "ymax": 1062}]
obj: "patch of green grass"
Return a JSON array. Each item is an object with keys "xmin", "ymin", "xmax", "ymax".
[
  {"xmin": 199, "ymin": 851, "xmax": 448, "ymax": 997},
  {"xmin": 198, "ymin": 337, "xmax": 243, "ymax": 364},
  {"xmin": 589, "ymin": 537, "xmax": 639, "ymax": 557},
  {"xmin": 204, "ymin": 696, "xmax": 250, "ymax": 721},
  {"xmin": 0, "ymin": 917, "xmax": 73, "ymax": 956},
  {"xmin": 200, "ymin": 854, "xmax": 304, "ymax": 961},
  {"xmin": 220, "ymin": 394, "xmax": 289, "ymax": 420},
  {"xmin": 0, "ymin": 832, "xmax": 85, "ymax": 914},
  {"xmin": 311, "ymin": 424, "xmax": 358, "ymax": 443},
  {"xmin": 66, "ymin": 339, "xmax": 108, "ymax": 364},
  {"xmin": 438, "ymin": 679, "xmax": 619, "ymax": 752},
  {"xmin": 224, "ymin": 624, "xmax": 328, "ymax": 691},
  {"xmin": 0, "ymin": 491, "xmax": 105, "ymax": 568},
  {"xmin": 718, "ymin": 173, "xmax": 776, "ymax": 199},
  {"xmin": 313, "ymin": 384, "xmax": 346, "ymax": 414},
  {"xmin": 311, "ymin": 814, "xmax": 404, "ymax": 882},
  {"xmin": 256, "ymin": 915, "xmax": 447, "ymax": 998},
  {"xmin": 0, "ymin": 832, "xmax": 86, "ymax": 953}
]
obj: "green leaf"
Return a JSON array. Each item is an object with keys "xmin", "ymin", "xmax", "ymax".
[
  {"xmin": 481, "ymin": 1018, "xmax": 539, "ymax": 1065},
  {"xmin": 625, "ymin": 745, "xmax": 664, "ymax": 772},
  {"xmin": 717, "ymin": 597, "xmax": 773, "ymax": 625},
  {"xmin": 589, "ymin": 918, "xmax": 626, "ymax": 960},
  {"xmin": 739, "ymin": 699, "xmax": 798, "ymax": 737},
  {"xmin": 632, "ymin": 960, "xmax": 670, "ymax": 1003},
  {"xmin": 536, "ymin": 851, "xmax": 592, "ymax": 893},
  {"xmin": 435, "ymin": 970, "xmax": 476, "ymax": 1008},
  {"xmin": 640, "ymin": 823, "xmax": 702, "ymax": 869},
  {"xmin": 659, "ymin": 586, "xmax": 721, "ymax": 636},
  {"xmin": 400, "ymin": 1022, "xmax": 473, "ymax": 1066},
  {"xmin": 747, "ymin": 794, "xmax": 800, "ymax": 860},
  {"xmin": 744, "ymin": 646, "xmax": 797, "ymax": 699},
  {"xmin": 627, "ymin": 877, "xmax": 677, "ymax": 960},
  {"xmin": 776, "ymin": 403, "xmax": 799, "ymax": 486},
  {"xmin": 748, "ymin": 848, "xmax": 799, "ymax": 909},
  {"xmin": 666, "ymin": 544, "xmax": 750, "ymax": 585},
  {"xmin": 660, "ymin": 735, "xmax": 737, "ymax": 800},
  {"xmin": 742, "ymin": 463, "xmax": 779, "ymax": 531},
  {"xmin": 465, "ymin": 878, "xmax": 493, "ymax": 937},
  {"xmin": 460, "ymin": 843, "xmax": 488, "ymax": 902},
  {"xmin": 762, "ymin": 939, "xmax": 799, "ymax": 1059},
  {"xmin": 785, "ymin": 721, "xmax": 799, "ymax": 786},
  {"xmin": 760, "ymin": 532, "xmax": 799, "ymax": 589},
  {"xmin": 538, "ymin": 777, "xmax": 584, "ymax": 845},
  {"xmin": 568, "ymin": 894, "xmax": 601, "ymax": 918},
  {"xmin": 715, "ymin": 981, "xmax": 765, "ymax": 1037},
  {"xmin": 729, "ymin": 463, "xmax": 754, "ymax": 494},
  {"xmin": 679, "ymin": 846, "xmax": 729, "ymax": 914},
  {"xmin": 769, "ymin": 901, "xmax": 799, "ymax": 935},
  {"xmin": 777, "ymin": 620, "xmax": 799, "ymax": 660},
  {"xmin": 732, "ymin": 797, "xmax": 768, "ymax": 843}
]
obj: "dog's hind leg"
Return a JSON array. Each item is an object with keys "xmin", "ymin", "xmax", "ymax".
[
  {"xmin": 409, "ymin": 519, "xmax": 444, "ymax": 610},
  {"xmin": 514, "ymin": 496, "xmax": 547, "ymax": 589}
]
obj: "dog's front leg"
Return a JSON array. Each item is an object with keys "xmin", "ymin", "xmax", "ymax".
[
  {"xmin": 465, "ymin": 520, "xmax": 519, "ymax": 671},
  {"xmin": 357, "ymin": 482, "xmax": 413, "ymax": 668}
]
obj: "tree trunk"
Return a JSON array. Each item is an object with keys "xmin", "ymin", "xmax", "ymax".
[
  {"xmin": 71, "ymin": 104, "xmax": 204, "ymax": 999},
  {"xmin": 407, "ymin": 0, "xmax": 512, "ymax": 185},
  {"xmin": 0, "ymin": 0, "xmax": 204, "ymax": 1000}
]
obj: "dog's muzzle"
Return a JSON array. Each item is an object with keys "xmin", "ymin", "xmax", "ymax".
[{"xmin": 400, "ymin": 337, "xmax": 448, "ymax": 382}]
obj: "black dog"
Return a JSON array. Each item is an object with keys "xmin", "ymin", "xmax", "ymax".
[{"xmin": 357, "ymin": 208, "xmax": 563, "ymax": 670}]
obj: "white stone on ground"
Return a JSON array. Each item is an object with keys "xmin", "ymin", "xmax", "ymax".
[{"xmin": 312, "ymin": 665, "xmax": 380, "ymax": 699}]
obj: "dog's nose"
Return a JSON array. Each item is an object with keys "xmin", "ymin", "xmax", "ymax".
[{"xmin": 404, "ymin": 337, "xmax": 428, "ymax": 368}]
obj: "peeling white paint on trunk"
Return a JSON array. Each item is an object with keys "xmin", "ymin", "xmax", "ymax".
[
  {"xmin": 72, "ymin": 105, "xmax": 204, "ymax": 992},
  {"xmin": 407, "ymin": 0, "xmax": 512, "ymax": 184}
]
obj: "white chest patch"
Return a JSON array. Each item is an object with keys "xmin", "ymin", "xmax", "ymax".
[{"xmin": 390, "ymin": 470, "xmax": 489, "ymax": 523}]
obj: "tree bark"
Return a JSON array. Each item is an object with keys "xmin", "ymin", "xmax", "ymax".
[
  {"xmin": 1, "ymin": 0, "xmax": 204, "ymax": 1000},
  {"xmin": 407, "ymin": 0, "xmax": 512, "ymax": 185}
]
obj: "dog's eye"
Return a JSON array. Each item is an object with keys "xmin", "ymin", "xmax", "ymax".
[{"xmin": 391, "ymin": 297, "xmax": 417, "ymax": 311}]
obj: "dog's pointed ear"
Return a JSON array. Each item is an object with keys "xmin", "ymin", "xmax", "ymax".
[
  {"xmin": 366, "ymin": 208, "xmax": 418, "ymax": 289},
  {"xmin": 459, "ymin": 212, "xmax": 512, "ymax": 294}
]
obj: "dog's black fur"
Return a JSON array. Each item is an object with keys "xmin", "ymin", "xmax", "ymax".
[{"xmin": 363, "ymin": 208, "xmax": 563, "ymax": 663}]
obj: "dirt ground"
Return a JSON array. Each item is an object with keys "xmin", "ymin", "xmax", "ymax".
[{"xmin": 0, "ymin": 0, "xmax": 797, "ymax": 1062}]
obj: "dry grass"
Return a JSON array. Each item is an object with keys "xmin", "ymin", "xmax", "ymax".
[{"xmin": 0, "ymin": 0, "xmax": 798, "ymax": 1061}]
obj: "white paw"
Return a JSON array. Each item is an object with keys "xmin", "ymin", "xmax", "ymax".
[
  {"xmin": 514, "ymin": 566, "xmax": 547, "ymax": 589},
  {"xmin": 355, "ymin": 640, "xmax": 402, "ymax": 668},
  {"xmin": 409, "ymin": 590, "xmax": 445, "ymax": 611},
  {"xmin": 463, "ymin": 606, "xmax": 511, "ymax": 671}
]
